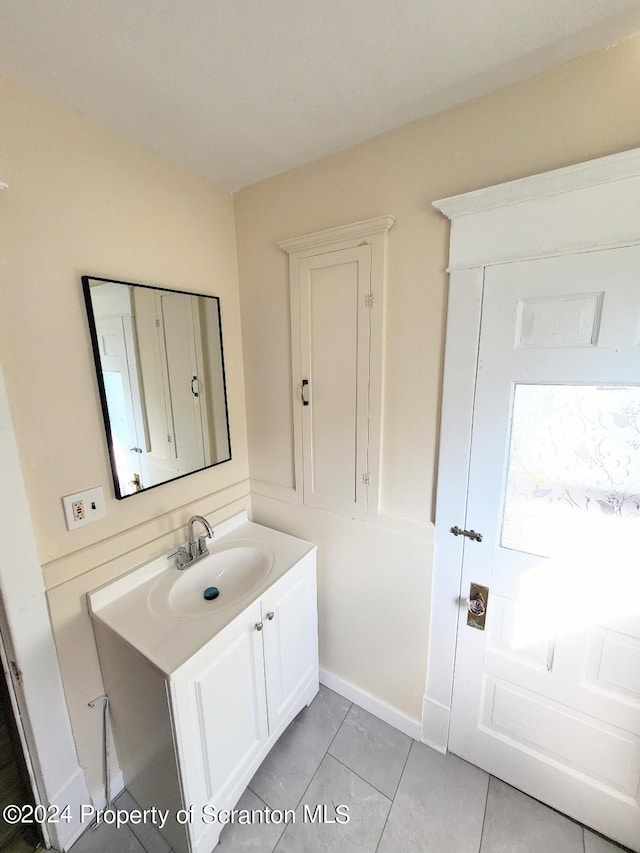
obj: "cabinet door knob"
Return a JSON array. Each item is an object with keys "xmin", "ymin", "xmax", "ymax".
[
  {"xmin": 266, "ymin": 611, "xmax": 275, "ymax": 621},
  {"xmin": 255, "ymin": 621, "xmax": 263, "ymax": 631}
]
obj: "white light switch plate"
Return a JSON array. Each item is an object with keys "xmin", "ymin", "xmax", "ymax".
[{"xmin": 62, "ymin": 486, "xmax": 106, "ymax": 530}]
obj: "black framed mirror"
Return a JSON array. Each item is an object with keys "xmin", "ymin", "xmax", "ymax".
[{"xmin": 82, "ymin": 275, "xmax": 232, "ymax": 499}]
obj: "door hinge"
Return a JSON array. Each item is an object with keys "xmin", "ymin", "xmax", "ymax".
[
  {"xmin": 10, "ymin": 660, "xmax": 22, "ymax": 682},
  {"xmin": 155, "ymin": 318, "xmax": 161, "ymax": 328},
  {"xmin": 362, "ymin": 472, "xmax": 371, "ymax": 485},
  {"xmin": 364, "ymin": 293, "xmax": 374, "ymax": 309}
]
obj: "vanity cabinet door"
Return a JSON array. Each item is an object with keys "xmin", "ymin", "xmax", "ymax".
[
  {"xmin": 169, "ymin": 600, "xmax": 268, "ymax": 837},
  {"xmin": 261, "ymin": 554, "xmax": 318, "ymax": 735}
]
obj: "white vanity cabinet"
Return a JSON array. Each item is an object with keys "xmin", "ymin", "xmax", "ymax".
[
  {"xmin": 88, "ymin": 515, "xmax": 318, "ymax": 853},
  {"xmin": 169, "ymin": 555, "xmax": 318, "ymax": 852}
]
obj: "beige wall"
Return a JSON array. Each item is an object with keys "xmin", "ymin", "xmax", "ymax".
[
  {"xmin": 0, "ymin": 75, "xmax": 250, "ymax": 796},
  {"xmin": 234, "ymin": 36, "xmax": 640, "ymax": 722}
]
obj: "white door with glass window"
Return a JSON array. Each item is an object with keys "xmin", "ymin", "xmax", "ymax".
[{"xmin": 449, "ymin": 246, "xmax": 640, "ymax": 851}]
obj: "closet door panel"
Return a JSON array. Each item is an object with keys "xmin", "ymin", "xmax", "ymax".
[{"xmin": 299, "ymin": 245, "xmax": 370, "ymax": 518}]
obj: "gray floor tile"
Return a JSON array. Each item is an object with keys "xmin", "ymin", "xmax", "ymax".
[
  {"xmin": 69, "ymin": 821, "xmax": 146, "ymax": 853},
  {"xmin": 114, "ymin": 789, "xmax": 172, "ymax": 853},
  {"xmin": 329, "ymin": 704, "xmax": 412, "ymax": 798},
  {"xmin": 216, "ymin": 787, "xmax": 287, "ymax": 852},
  {"xmin": 275, "ymin": 754, "xmax": 391, "ymax": 853},
  {"xmin": 584, "ymin": 829, "xmax": 628, "ymax": 853},
  {"xmin": 249, "ymin": 686, "xmax": 351, "ymax": 810},
  {"xmin": 480, "ymin": 777, "xmax": 583, "ymax": 853},
  {"xmin": 377, "ymin": 742, "xmax": 489, "ymax": 853}
]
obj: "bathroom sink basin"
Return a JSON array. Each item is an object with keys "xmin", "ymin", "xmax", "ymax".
[{"xmin": 148, "ymin": 541, "xmax": 274, "ymax": 621}]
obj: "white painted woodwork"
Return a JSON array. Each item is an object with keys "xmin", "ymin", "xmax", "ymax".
[
  {"xmin": 449, "ymin": 248, "xmax": 640, "ymax": 848},
  {"xmin": 262, "ymin": 558, "xmax": 319, "ymax": 733},
  {"xmin": 91, "ymin": 540, "xmax": 318, "ymax": 853},
  {"xmin": 421, "ymin": 267, "xmax": 484, "ymax": 752},
  {"xmin": 280, "ymin": 216, "xmax": 394, "ymax": 520},
  {"xmin": 433, "ymin": 148, "xmax": 640, "ymax": 270},
  {"xmin": 170, "ymin": 601, "xmax": 269, "ymax": 852},
  {"xmin": 0, "ymin": 363, "xmax": 90, "ymax": 852},
  {"xmin": 428, "ymin": 146, "xmax": 640, "ymax": 851},
  {"xmin": 299, "ymin": 246, "xmax": 370, "ymax": 518}
]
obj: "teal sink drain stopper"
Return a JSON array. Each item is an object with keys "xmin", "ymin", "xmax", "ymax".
[{"xmin": 203, "ymin": 586, "xmax": 220, "ymax": 601}]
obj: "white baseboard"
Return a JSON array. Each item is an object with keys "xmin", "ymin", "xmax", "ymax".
[
  {"xmin": 319, "ymin": 668, "xmax": 420, "ymax": 741},
  {"xmin": 61, "ymin": 770, "xmax": 125, "ymax": 851},
  {"xmin": 420, "ymin": 695, "xmax": 450, "ymax": 754},
  {"xmin": 43, "ymin": 767, "xmax": 93, "ymax": 852},
  {"xmin": 61, "ymin": 770, "xmax": 127, "ymax": 851}
]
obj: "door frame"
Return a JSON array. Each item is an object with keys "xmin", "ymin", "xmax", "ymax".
[
  {"xmin": 0, "ymin": 360, "xmax": 90, "ymax": 850},
  {"xmin": 421, "ymin": 145, "xmax": 640, "ymax": 752}
]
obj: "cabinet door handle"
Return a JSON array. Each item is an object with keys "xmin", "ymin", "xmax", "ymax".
[
  {"xmin": 301, "ymin": 379, "xmax": 310, "ymax": 406},
  {"xmin": 266, "ymin": 611, "xmax": 275, "ymax": 621},
  {"xmin": 255, "ymin": 621, "xmax": 263, "ymax": 631}
]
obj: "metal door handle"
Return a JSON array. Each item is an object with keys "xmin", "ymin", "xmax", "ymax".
[
  {"xmin": 191, "ymin": 375, "xmax": 199, "ymax": 397},
  {"xmin": 301, "ymin": 379, "xmax": 310, "ymax": 406},
  {"xmin": 465, "ymin": 582, "xmax": 489, "ymax": 630},
  {"xmin": 266, "ymin": 611, "xmax": 275, "ymax": 621},
  {"xmin": 466, "ymin": 594, "xmax": 486, "ymax": 617},
  {"xmin": 255, "ymin": 621, "xmax": 263, "ymax": 631}
]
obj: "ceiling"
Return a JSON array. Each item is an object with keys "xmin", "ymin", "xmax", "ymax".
[{"xmin": 1, "ymin": 1, "xmax": 640, "ymax": 191}]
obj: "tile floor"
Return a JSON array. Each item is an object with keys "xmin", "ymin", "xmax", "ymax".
[{"xmin": 65, "ymin": 686, "xmax": 628, "ymax": 853}]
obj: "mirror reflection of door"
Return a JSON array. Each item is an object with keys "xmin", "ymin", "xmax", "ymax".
[
  {"xmin": 83, "ymin": 276, "xmax": 232, "ymax": 499},
  {"xmin": 92, "ymin": 290, "xmax": 148, "ymax": 496},
  {"xmin": 158, "ymin": 290, "xmax": 208, "ymax": 475}
]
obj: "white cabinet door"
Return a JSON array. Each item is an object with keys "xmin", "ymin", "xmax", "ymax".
[
  {"xmin": 449, "ymin": 247, "xmax": 640, "ymax": 851},
  {"xmin": 299, "ymin": 245, "xmax": 371, "ymax": 519},
  {"xmin": 261, "ymin": 555, "xmax": 319, "ymax": 735},
  {"xmin": 170, "ymin": 601, "xmax": 268, "ymax": 847}
]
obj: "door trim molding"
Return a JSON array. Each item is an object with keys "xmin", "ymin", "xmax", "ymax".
[
  {"xmin": 433, "ymin": 146, "xmax": 640, "ymax": 219},
  {"xmin": 421, "ymin": 268, "xmax": 483, "ymax": 750},
  {"xmin": 278, "ymin": 214, "xmax": 395, "ymax": 254},
  {"xmin": 433, "ymin": 145, "xmax": 640, "ymax": 271},
  {"xmin": 0, "ymin": 362, "xmax": 90, "ymax": 851},
  {"xmin": 423, "ymin": 145, "xmax": 640, "ymax": 752}
]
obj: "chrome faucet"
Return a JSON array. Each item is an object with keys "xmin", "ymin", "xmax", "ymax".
[
  {"xmin": 168, "ymin": 515, "xmax": 214, "ymax": 570},
  {"xmin": 188, "ymin": 515, "xmax": 214, "ymax": 559}
]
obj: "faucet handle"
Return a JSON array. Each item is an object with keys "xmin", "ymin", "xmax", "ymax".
[
  {"xmin": 196, "ymin": 536, "xmax": 210, "ymax": 558},
  {"xmin": 168, "ymin": 546, "xmax": 189, "ymax": 569}
]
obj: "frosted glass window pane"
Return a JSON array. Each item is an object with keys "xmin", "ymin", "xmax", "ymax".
[{"xmin": 501, "ymin": 385, "xmax": 640, "ymax": 556}]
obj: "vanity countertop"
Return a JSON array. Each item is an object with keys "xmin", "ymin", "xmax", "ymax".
[{"xmin": 88, "ymin": 512, "xmax": 316, "ymax": 677}]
